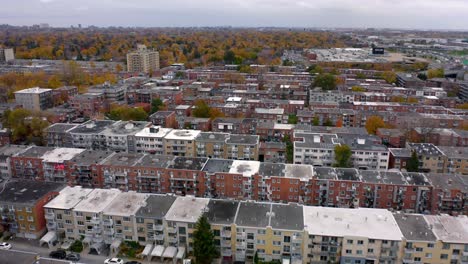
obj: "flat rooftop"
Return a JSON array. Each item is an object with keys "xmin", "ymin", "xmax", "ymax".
[
  {"xmin": 303, "ymin": 207, "xmax": 403, "ymax": 241},
  {"xmin": 424, "ymin": 215, "xmax": 468, "ymax": 244},
  {"xmin": 103, "ymin": 192, "xmax": 149, "ymax": 217},
  {"xmin": 14, "ymin": 87, "xmax": 52, "ymax": 94},
  {"xmin": 235, "ymin": 202, "xmax": 271, "ymax": 228},
  {"xmin": 136, "ymin": 194, "xmax": 177, "ymax": 219},
  {"xmin": 45, "ymin": 186, "xmax": 93, "ymax": 210},
  {"xmin": 313, "ymin": 167, "xmax": 338, "ymax": 180},
  {"xmin": 284, "ymin": 164, "xmax": 314, "ymax": 180},
  {"xmin": 226, "ymin": 134, "xmax": 259, "ymax": 145},
  {"xmin": 393, "ymin": 213, "xmax": 437, "ymax": 242},
  {"xmin": 168, "ymin": 156, "xmax": 208, "ymax": 171},
  {"xmin": 73, "ymin": 189, "xmax": 121, "ymax": 213},
  {"xmin": 229, "ymin": 160, "xmax": 261, "ymax": 177},
  {"xmin": 0, "ymin": 180, "xmax": 64, "ymax": 205},
  {"xmin": 204, "ymin": 199, "xmax": 239, "ymax": 225},
  {"xmin": 164, "ymin": 129, "xmax": 201, "ymax": 140},
  {"xmin": 196, "ymin": 132, "xmax": 229, "ymax": 142},
  {"xmin": 136, "ymin": 154, "xmax": 174, "ymax": 168},
  {"xmin": 408, "ymin": 143, "xmax": 444, "ymax": 157},
  {"xmin": 69, "ymin": 120, "xmax": 115, "ymax": 134},
  {"xmin": 135, "ymin": 126, "xmax": 172, "ymax": 138},
  {"xmin": 165, "ymin": 196, "xmax": 210, "ymax": 223},
  {"xmin": 425, "ymin": 173, "xmax": 468, "ymax": 192},
  {"xmin": 0, "ymin": 145, "xmax": 29, "ymax": 159},
  {"xmin": 100, "ymin": 152, "xmax": 145, "ymax": 167},
  {"xmin": 46, "ymin": 123, "xmax": 78, "ymax": 133},
  {"xmin": 259, "ymin": 163, "xmax": 286, "ymax": 177},
  {"xmin": 102, "ymin": 121, "xmax": 150, "ymax": 136},
  {"xmin": 15, "ymin": 146, "xmax": 55, "ymax": 158},
  {"xmin": 69, "ymin": 150, "xmax": 114, "ymax": 166},
  {"xmin": 203, "ymin": 159, "xmax": 234, "ymax": 173},
  {"xmin": 41, "ymin": 148, "xmax": 85, "ymax": 163},
  {"xmin": 271, "ymin": 203, "xmax": 304, "ymax": 231}
]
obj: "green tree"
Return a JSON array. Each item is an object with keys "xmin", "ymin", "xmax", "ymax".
[
  {"xmin": 151, "ymin": 98, "xmax": 164, "ymax": 114},
  {"xmin": 288, "ymin": 114, "xmax": 298, "ymax": 124},
  {"xmin": 406, "ymin": 151, "xmax": 420, "ymax": 172},
  {"xmin": 223, "ymin": 50, "xmax": 236, "ymax": 64},
  {"xmin": 192, "ymin": 100, "xmax": 211, "ymax": 118},
  {"xmin": 313, "ymin": 73, "xmax": 337, "ymax": 90},
  {"xmin": 193, "ymin": 215, "xmax": 217, "ymax": 264},
  {"xmin": 323, "ymin": 118, "xmax": 333, "ymax": 127},
  {"xmin": 312, "ymin": 116, "xmax": 320, "ymax": 126},
  {"xmin": 283, "ymin": 135, "xmax": 294, "ymax": 164},
  {"xmin": 334, "ymin": 144, "xmax": 352, "ymax": 168},
  {"xmin": 108, "ymin": 106, "xmax": 148, "ymax": 121}
]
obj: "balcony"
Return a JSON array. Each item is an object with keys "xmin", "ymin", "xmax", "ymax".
[
  {"xmin": 222, "ymin": 249, "xmax": 232, "ymax": 257},
  {"xmin": 236, "ymin": 232, "xmax": 246, "ymax": 239},
  {"xmin": 236, "ymin": 242, "xmax": 246, "ymax": 249},
  {"xmin": 221, "ymin": 239, "xmax": 231, "ymax": 247},
  {"xmin": 90, "ymin": 217, "xmax": 101, "ymax": 225},
  {"xmin": 221, "ymin": 230, "xmax": 231, "ymax": 238},
  {"xmin": 167, "ymin": 236, "xmax": 177, "ymax": 243},
  {"xmin": 45, "ymin": 212, "xmax": 55, "ymax": 220},
  {"xmin": 404, "ymin": 247, "xmax": 414, "ymax": 253},
  {"xmin": 47, "ymin": 222, "xmax": 57, "ymax": 230},
  {"xmin": 167, "ymin": 227, "xmax": 177, "ymax": 234},
  {"xmin": 153, "ymin": 224, "xmax": 164, "ymax": 231},
  {"xmin": 103, "ymin": 219, "xmax": 113, "ymax": 227},
  {"xmin": 154, "ymin": 234, "xmax": 164, "ymax": 241}
]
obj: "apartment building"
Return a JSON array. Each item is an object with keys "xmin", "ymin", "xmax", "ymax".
[
  {"xmin": 226, "ymin": 134, "xmax": 260, "ymax": 161},
  {"xmin": 0, "ymin": 48, "xmax": 14, "ymax": 62},
  {"xmin": 46, "ymin": 123, "xmax": 78, "ymax": 147},
  {"xmin": 10, "ymin": 146, "xmax": 55, "ymax": 180},
  {"xmin": 294, "ymin": 132, "xmax": 389, "ymax": 170},
  {"xmin": 0, "ymin": 145, "xmax": 29, "ymax": 179},
  {"xmin": 135, "ymin": 126, "xmax": 172, "ymax": 154},
  {"xmin": 0, "ymin": 180, "xmax": 63, "ymax": 239},
  {"xmin": 101, "ymin": 192, "xmax": 149, "ymax": 251},
  {"xmin": 127, "ymin": 44, "xmax": 160, "ymax": 73},
  {"xmin": 41, "ymin": 148, "xmax": 85, "ymax": 183},
  {"xmin": 439, "ymin": 146, "xmax": 468, "ymax": 175},
  {"xmin": 68, "ymin": 120, "xmax": 115, "ymax": 150},
  {"xmin": 42, "ymin": 190, "xmax": 468, "ymax": 264},
  {"xmin": 195, "ymin": 132, "xmax": 229, "ymax": 159},
  {"xmin": 14, "ymin": 87, "xmax": 53, "ymax": 111},
  {"xmin": 100, "ymin": 121, "xmax": 151, "ymax": 153},
  {"xmin": 72, "ymin": 189, "xmax": 121, "ymax": 254},
  {"xmin": 66, "ymin": 150, "xmax": 114, "ymax": 187},
  {"xmin": 163, "ymin": 129, "xmax": 201, "ymax": 157},
  {"xmin": 303, "ymin": 207, "xmax": 403, "ymax": 264},
  {"xmin": 69, "ymin": 92, "xmax": 109, "ymax": 117},
  {"xmin": 42, "ymin": 186, "xmax": 93, "ymax": 246}
]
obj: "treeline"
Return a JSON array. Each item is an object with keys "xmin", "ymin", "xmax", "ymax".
[{"xmin": 0, "ymin": 28, "xmax": 350, "ymax": 67}]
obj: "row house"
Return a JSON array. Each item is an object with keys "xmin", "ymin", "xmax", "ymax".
[
  {"xmin": 43, "ymin": 190, "xmax": 468, "ymax": 264},
  {"xmin": 212, "ymin": 118, "xmax": 257, "ymax": 135},
  {"xmin": 0, "ymin": 145, "xmax": 29, "ymax": 178},
  {"xmin": 149, "ymin": 111, "xmax": 177, "ymax": 128},
  {"xmin": 69, "ymin": 92, "xmax": 109, "ymax": 117},
  {"xmin": 256, "ymin": 122, "xmax": 295, "ymax": 141},
  {"xmin": 409, "ymin": 128, "xmax": 468, "ymax": 147},
  {"xmin": 253, "ymin": 108, "xmax": 288, "ymax": 124}
]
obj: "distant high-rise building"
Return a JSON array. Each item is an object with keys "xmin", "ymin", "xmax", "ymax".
[
  {"xmin": 0, "ymin": 48, "xmax": 15, "ymax": 62},
  {"xmin": 126, "ymin": 44, "xmax": 160, "ymax": 74}
]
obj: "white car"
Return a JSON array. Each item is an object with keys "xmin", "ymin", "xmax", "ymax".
[
  {"xmin": 0, "ymin": 242, "xmax": 11, "ymax": 250},
  {"xmin": 104, "ymin": 258, "xmax": 124, "ymax": 264}
]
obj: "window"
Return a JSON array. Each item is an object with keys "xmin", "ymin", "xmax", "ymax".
[
  {"xmin": 347, "ymin": 239, "xmax": 353, "ymax": 244},
  {"xmin": 345, "ymin": 249, "xmax": 352, "ymax": 254},
  {"xmin": 284, "ymin": 236, "xmax": 291, "ymax": 243},
  {"xmin": 357, "ymin": 240, "xmax": 364, "ymax": 245},
  {"xmin": 26, "ymin": 207, "xmax": 32, "ymax": 213},
  {"xmin": 273, "ymin": 231, "xmax": 282, "ymax": 236},
  {"xmin": 273, "ymin": 241, "xmax": 281, "ymax": 246},
  {"xmin": 369, "ymin": 239, "xmax": 375, "ymax": 244},
  {"xmin": 356, "ymin": 250, "xmax": 363, "ymax": 255},
  {"xmin": 368, "ymin": 248, "xmax": 374, "ymax": 253},
  {"xmin": 258, "ymin": 229, "xmax": 266, "ymax": 235},
  {"xmin": 440, "ymin": 254, "xmax": 448, "ymax": 260},
  {"xmin": 77, "ymin": 221, "xmax": 84, "ymax": 226},
  {"xmin": 247, "ymin": 233, "xmax": 254, "ymax": 240},
  {"xmin": 425, "ymin": 253, "xmax": 432, "ymax": 258},
  {"xmin": 443, "ymin": 243, "xmax": 450, "ymax": 250},
  {"xmin": 427, "ymin": 243, "xmax": 434, "ymax": 248},
  {"xmin": 256, "ymin": 240, "xmax": 265, "ymax": 245},
  {"xmin": 213, "ymin": 230, "xmax": 220, "ymax": 237}
]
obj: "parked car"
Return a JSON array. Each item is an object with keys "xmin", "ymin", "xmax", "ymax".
[
  {"xmin": 0, "ymin": 242, "xmax": 11, "ymax": 250},
  {"xmin": 104, "ymin": 258, "xmax": 124, "ymax": 264},
  {"xmin": 49, "ymin": 249, "xmax": 67, "ymax": 259},
  {"xmin": 66, "ymin": 253, "xmax": 80, "ymax": 261},
  {"xmin": 125, "ymin": 261, "xmax": 142, "ymax": 264}
]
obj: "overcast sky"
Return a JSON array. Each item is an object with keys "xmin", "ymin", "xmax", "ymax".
[{"xmin": 1, "ymin": 0, "xmax": 468, "ymax": 30}]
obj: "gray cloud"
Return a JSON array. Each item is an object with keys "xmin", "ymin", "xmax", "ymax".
[{"xmin": 0, "ymin": 0, "xmax": 467, "ymax": 29}]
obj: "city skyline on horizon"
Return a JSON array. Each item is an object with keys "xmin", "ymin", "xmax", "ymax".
[{"xmin": 1, "ymin": 0, "xmax": 468, "ymax": 30}]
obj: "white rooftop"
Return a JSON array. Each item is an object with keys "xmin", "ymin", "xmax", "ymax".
[
  {"xmin": 14, "ymin": 87, "xmax": 52, "ymax": 94},
  {"xmin": 165, "ymin": 196, "xmax": 209, "ymax": 223},
  {"xmin": 227, "ymin": 97, "xmax": 242, "ymax": 102},
  {"xmin": 103, "ymin": 192, "xmax": 149, "ymax": 216},
  {"xmin": 45, "ymin": 186, "xmax": 93, "ymax": 210},
  {"xmin": 274, "ymin": 123, "xmax": 295, "ymax": 130},
  {"xmin": 229, "ymin": 160, "xmax": 261, "ymax": 177},
  {"xmin": 424, "ymin": 215, "xmax": 468, "ymax": 244},
  {"xmin": 74, "ymin": 189, "xmax": 121, "ymax": 213},
  {"xmin": 135, "ymin": 126, "xmax": 173, "ymax": 138},
  {"xmin": 285, "ymin": 164, "xmax": 314, "ymax": 180},
  {"xmin": 303, "ymin": 207, "xmax": 403, "ymax": 241},
  {"xmin": 164, "ymin": 129, "xmax": 201, "ymax": 141},
  {"xmin": 41, "ymin": 148, "xmax": 85, "ymax": 163},
  {"xmin": 255, "ymin": 108, "xmax": 284, "ymax": 115}
]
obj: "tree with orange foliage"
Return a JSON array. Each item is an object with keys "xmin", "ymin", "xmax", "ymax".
[{"xmin": 365, "ymin": 116, "xmax": 387, "ymax": 135}]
